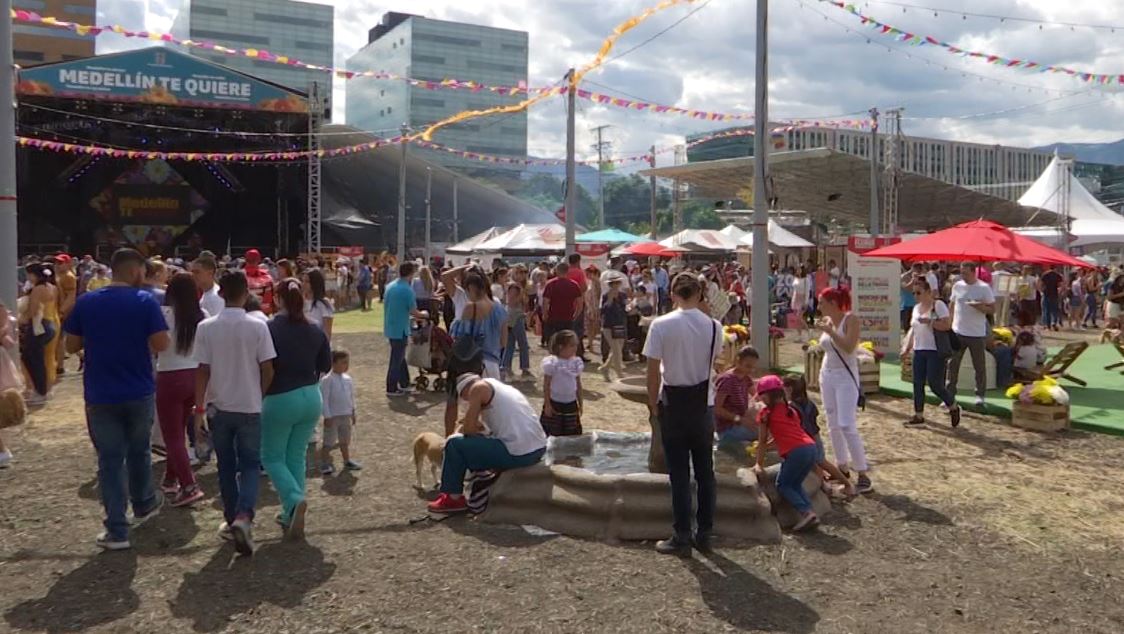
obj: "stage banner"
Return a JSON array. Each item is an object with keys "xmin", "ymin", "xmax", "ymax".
[
  {"xmin": 89, "ymin": 159, "xmax": 209, "ymax": 256},
  {"xmin": 847, "ymin": 236, "xmax": 903, "ymax": 359},
  {"xmin": 17, "ymin": 47, "xmax": 307, "ymax": 112}
]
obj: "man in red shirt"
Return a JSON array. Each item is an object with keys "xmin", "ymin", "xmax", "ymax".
[
  {"xmin": 242, "ymin": 249, "xmax": 275, "ymax": 314},
  {"xmin": 564, "ymin": 253, "xmax": 590, "ymax": 360},
  {"xmin": 542, "ymin": 261, "xmax": 584, "ymax": 346}
]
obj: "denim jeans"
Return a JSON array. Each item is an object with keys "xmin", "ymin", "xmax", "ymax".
[
  {"xmin": 717, "ymin": 424, "xmax": 757, "ymax": 444},
  {"xmin": 912, "ymin": 349, "xmax": 955, "ymax": 411},
  {"xmin": 86, "ymin": 396, "xmax": 158, "ymax": 541},
  {"xmin": 776, "ymin": 443, "xmax": 817, "ymax": 514},
  {"xmin": 1042, "ymin": 296, "xmax": 1061, "ymax": 328},
  {"xmin": 439, "ymin": 434, "xmax": 545, "ymax": 494},
  {"xmin": 1084, "ymin": 294, "xmax": 1099, "ymax": 327},
  {"xmin": 501, "ymin": 315, "xmax": 530, "ymax": 372},
  {"xmin": 658, "ymin": 404, "xmax": 716, "ymax": 539},
  {"xmin": 209, "ymin": 409, "xmax": 262, "ymax": 523},
  {"xmin": 386, "ymin": 338, "xmax": 410, "ymax": 393}
]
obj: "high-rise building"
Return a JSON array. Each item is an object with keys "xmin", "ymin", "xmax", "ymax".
[
  {"xmin": 13, "ymin": 0, "xmax": 96, "ymax": 65},
  {"xmin": 170, "ymin": 0, "xmax": 334, "ymax": 115},
  {"xmin": 347, "ymin": 12, "xmax": 529, "ymax": 177}
]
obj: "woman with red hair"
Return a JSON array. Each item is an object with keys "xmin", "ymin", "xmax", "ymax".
[{"xmin": 815, "ymin": 286, "xmax": 873, "ymax": 495}]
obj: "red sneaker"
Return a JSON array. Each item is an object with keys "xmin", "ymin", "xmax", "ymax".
[{"xmin": 427, "ymin": 493, "xmax": 467, "ymax": 514}]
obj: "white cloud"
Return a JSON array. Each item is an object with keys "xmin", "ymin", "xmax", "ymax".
[{"xmin": 88, "ymin": 0, "xmax": 1124, "ymax": 160}]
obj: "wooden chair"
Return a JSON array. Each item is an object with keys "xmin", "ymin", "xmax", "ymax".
[
  {"xmin": 1106, "ymin": 341, "xmax": 1124, "ymax": 374},
  {"xmin": 1029, "ymin": 342, "xmax": 1089, "ymax": 387}
]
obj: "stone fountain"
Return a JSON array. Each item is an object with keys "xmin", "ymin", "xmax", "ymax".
[{"xmin": 475, "ymin": 375, "xmax": 831, "ymax": 543}]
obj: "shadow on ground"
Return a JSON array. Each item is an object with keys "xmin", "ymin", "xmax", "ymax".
[
  {"xmin": 684, "ymin": 550, "xmax": 820, "ymax": 633},
  {"xmin": 4, "ymin": 551, "xmax": 140, "ymax": 633},
  {"xmin": 169, "ymin": 541, "xmax": 336, "ymax": 632}
]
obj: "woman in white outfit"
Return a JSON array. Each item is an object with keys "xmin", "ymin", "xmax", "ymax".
[{"xmin": 816, "ymin": 287, "xmax": 873, "ymax": 494}]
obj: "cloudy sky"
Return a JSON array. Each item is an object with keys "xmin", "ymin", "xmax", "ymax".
[{"xmin": 98, "ymin": 0, "xmax": 1124, "ymax": 165}]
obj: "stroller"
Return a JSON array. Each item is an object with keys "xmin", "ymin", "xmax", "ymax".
[{"xmin": 408, "ymin": 318, "xmax": 453, "ymax": 392}]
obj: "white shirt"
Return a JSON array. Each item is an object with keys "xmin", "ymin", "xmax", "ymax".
[
  {"xmin": 925, "ymin": 272, "xmax": 940, "ymax": 295},
  {"xmin": 642, "ymin": 308, "xmax": 723, "ymax": 405},
  {"xmin": 305, "ymin": 299, "xmax": 334, "ymax": 329},
  {"xmin": 479, "ymin": 379, "xmax": 547, "ymax": 456},
  {"xmin": 248, "ymin": 310, "xmax": 269, "ymax": 323},
  {"xmin": 541, "ymin": 355, "xmax": 583, "ymax": 403},
  {"xmin": 1014, "ymin": 346, "xmax": 1038, "ymax": 371},
  {"xmin": 157, "ymin": 306, "xmax": 210, "ymax": 372},
  {"xmin": 950, "ymin": 280, "xmax": 996, "ymax": 338},
  {"xmin": 452, "ymin": 286, "xmax": 468, "ymax": 320},
  {"xmin": 199, "ymin": 284, "xmax": 224, "ymax": 318},
  {"xmin": 910, "ymin": 301, "xmax": 949, "ymax": 352},
  {"xmin": 193, "ymin": 308, "xmax": 277, "ymax": 414},
  {"xmin": 820, "ymin": 314, "xmax": 858, "ymax": 374},
  {"xmin": 320, "ymin": 372, "xmax": 355, "ymax": 418}
]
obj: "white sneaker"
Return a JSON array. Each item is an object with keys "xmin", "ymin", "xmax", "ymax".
[
  {"xmin": 974, "ymin": 397, "xmax": 986, "ymax": 409},
  {"xmin": 0, "ymin": 450, "xmax": 12, "ymax": 469},
  {"xmin": 217, "ymin": 521, "xmax": 234, "ymax": 541},
  {"xmin": 95, "ymin": 531, "xmax": 131, "ymax": 551},
  {"xmin": 187, "ymin": 447, "xmax": 200, "ymax": 467}
]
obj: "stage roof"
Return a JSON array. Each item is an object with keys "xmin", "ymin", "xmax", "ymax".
[{"xmin": 639, "ymin": 148, "xmax": 1036, "ymax": 230}]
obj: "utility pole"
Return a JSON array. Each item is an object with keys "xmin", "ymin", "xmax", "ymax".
[
  {"xmin": 564, "ymin": 68, "xmax": 577, "ymax": 256},
  {"xmin": 751, "ymin": 0, "xmax": 771, "ymax": 367},
  {"xmin": 425, "ymin": 167, "xmax": 432, "ymax": 266},
  {"xmin": 397, "ymin": 123, "xmax": 408, "ymax": 260},
  {"xmin": 882, "ymin": 107, "xmax": 903, "ymax": 235},
  {"xmin": 452, "ymin": 176, "xmax": 460, "ymax": 243},
  {"xmin": 591, "ymin": 124, "xmax": 611, "ymax": 229},
  {"xmin": 648, "ymin": 145, "xmax": 658, "ymax": 238},
  {"xmin": 672, "ymin": 145, "xmax": 686, "ymax": 233},
  {"xmin": 868, "ymin": 107, "xmax": 880, "ymax": 235},
  {"xmin": 1, "ymin": 0, "xmax": 19, "ymax": 311}
]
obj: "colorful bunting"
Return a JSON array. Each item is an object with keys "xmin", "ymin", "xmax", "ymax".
[{"xmin": 824, "ymin": 1, "xmax": 1124, "ymax": 85}]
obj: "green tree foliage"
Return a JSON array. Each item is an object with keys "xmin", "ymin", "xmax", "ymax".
[{"xmin": 510, "ymin": 174, "xmax": 597, "ymax": 226}]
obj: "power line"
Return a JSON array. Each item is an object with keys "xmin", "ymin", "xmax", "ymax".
[
  {"xmin": 862, "ymin": 1, "xmax": 1124, "ymax": 33},
  {"xmin": 601, "ymin": 0, "xmax": 713, "ymax": 66}
]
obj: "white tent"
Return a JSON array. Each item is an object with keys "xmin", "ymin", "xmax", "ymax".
[
  {"xmin": 1017, "ymin": 156, "xmax": 1124, "ymax": 247},
  {"xmin": 446, "ymin": 227, "xmax": 509, "ymax": 254},
  {"xmin": 659, "ymin": 229, "xmax": 741, "ymax": 252},
  {"xmin": 735, "ymin": 221, "xmax": 814, "ymax": 249},
  {"xmin": 719, "ymin": 224, "xmax": 748, "ymax": 240},
  {"xmin": 475, "ymin": 223, "xmax": 567, "ymax": 254}
]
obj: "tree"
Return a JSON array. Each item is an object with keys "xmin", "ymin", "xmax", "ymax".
[
  {"xmin": 510, "ymin": 174, "xmax": 597, "ymax": 226},
  {"xmin": 602, "ymin": 174, "xmax": 671, "ymax": 228}
]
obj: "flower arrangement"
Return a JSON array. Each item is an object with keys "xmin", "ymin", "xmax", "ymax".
[
  {"xmin": 992, "ymin": 327, "xmax": 1015, "ymax": 346},
  {"xmin": 858, "ymin": 341, "xmax": 885, "ymax": 362},
  {"xmin": 1005, "ymin": 376, "xmax": 1070, "ymax": 406}
]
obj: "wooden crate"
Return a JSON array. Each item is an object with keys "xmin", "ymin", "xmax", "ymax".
[
  {"xmin": 769, "ymin": 337, "xmax": 780, "ymax": 370},
  {"xmin": 804, "ymin": 349, "xmax": 824, "ymax": 391},
  {"xmin": 901, "ymin": 354, "xmax": 913, "ymax": 383},
  {"xmin": 1011, "ymin": 401, "xmax": 1070, "ymax": 433},
  {"xmin": 859, "ymin": 359, "xmax": 880, "ymax": 395}
]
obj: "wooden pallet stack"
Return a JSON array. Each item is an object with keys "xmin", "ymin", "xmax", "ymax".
[
  {"xmin": 1011, "ymin": 401, "xmax": 1070, "ymax": 433},
  {"xmin": 803, "ymin": 348, "xmax": 824, "ymax": 391},
  {"xmin": 859, "ymin": 358, "xmax": 880, "ymax": 395},
  {"xmin": 900, "ymin": 354, "xmax": 913, "ymax": 383}
]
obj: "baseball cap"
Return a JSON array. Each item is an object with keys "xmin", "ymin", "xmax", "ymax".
[{"xmin": 756, "ymin": 374, "xmax": 784, "ymax": 394}]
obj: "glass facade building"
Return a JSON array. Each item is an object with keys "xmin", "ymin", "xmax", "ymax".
[
  {"xmin": 347, "ymin": 12, "xmax": 528, "ymax": 175},
  {"xmin": 170, "ymin": 0, "xmax": 334, "ymax": 114},
  {"xmin": 13, "ymin": 0, "xmax": 96, "ymax": 65}
]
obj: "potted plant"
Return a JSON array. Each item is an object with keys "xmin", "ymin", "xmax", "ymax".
[{"xmin": 1005, "ymin": 377, "xmax": 1070, "ymax": 432}]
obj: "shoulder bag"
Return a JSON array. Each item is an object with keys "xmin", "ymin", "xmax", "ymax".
[
  {"xmin": 931, "ymin": 301, "xmax": 956, "ymax": 358},
  {"xmin": 660, "ymin": 319, "xmax": 719, "ymax": 430},
  {"xmin": 827, "ymin": 316, "xmax": 865, "ymax": 410}
]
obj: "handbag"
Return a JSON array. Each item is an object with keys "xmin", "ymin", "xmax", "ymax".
[
  {"xmin": 829, "ymin": 343, "xmax": 866, "ymax": 411},
  {"xmin": 661, "ymin": 321, "xmax": 718, "ymax": 425},
  {"xmin": 451, "ymin": 304, "xmax": 484, "ymax": 366},
  {"xmin": 931, "ymin": 302, "xmax": 955, "ymax": 358}
]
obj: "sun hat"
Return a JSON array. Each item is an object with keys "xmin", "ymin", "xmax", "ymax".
[
  {"xmin": 755, "ymin": 374, "xmax": 785, "ymax": 394},
  {"xmin": 455, "ymin": 373, "xmax": 481, "ymax": 396}
]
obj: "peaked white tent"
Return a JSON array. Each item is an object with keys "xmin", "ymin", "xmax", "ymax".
[
  {"xmin": 736, "ymin": 221, "xmax": 814, "ymax": 249},
  {"xmin": 446, "ymin": 227, "xmax": 509, "ymax": 254},
  {"xmin": 719, "ymin": 224, "xmax": 749, "ymax": 240},
  {"xmin": 659, "ymin": 229, "xmax": 741, "ymax": 252},
  {"xmin": 1017, "ymin": 156, "xmax": 1124, "ymax": 247},
  {"xmin": 475, "ymin": 223, "xmax": 567, "ymax": 254}
]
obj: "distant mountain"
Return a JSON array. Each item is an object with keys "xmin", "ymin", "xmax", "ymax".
[{"xmin": 1034, "ymin": 139, "xmax": 1124, "ymax": 166}]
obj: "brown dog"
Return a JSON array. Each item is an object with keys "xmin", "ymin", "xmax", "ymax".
[
  {"xmin": 412, "ymin": 432, "xmax": 445, "ymax": 489},
  {"xmin": 0, "ymin": 389, "xmax": 27, "ymax": 430}
]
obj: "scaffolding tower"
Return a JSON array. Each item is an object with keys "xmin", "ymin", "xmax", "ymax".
[{"xmin": 306, "ymin": 81, "xmax": 324, "ymax": 253}]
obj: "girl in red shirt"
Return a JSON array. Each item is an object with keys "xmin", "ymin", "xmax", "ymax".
[{"xmin": 754, "ymin": 374, "xmax": 820, "ymax": 531}]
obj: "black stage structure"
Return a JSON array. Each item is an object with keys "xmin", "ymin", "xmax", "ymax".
[{"xmin": 15, "ymin": 47, "xmax": 312, "ymax": 259}]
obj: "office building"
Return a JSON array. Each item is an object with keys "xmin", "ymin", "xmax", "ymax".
[
  {"xmin": 13, "ymin": 0, "xmax": 96, "ymax": 65},
  {"xmin": 170, "ymin": 0, "xmax": 334, "ymax": 115},
  {"xmin": 347, "ymin": 12, "xmax": 529, "ymax": 177}
]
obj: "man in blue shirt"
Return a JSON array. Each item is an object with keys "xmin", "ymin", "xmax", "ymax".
[
  {"xmin": 64, "ymin": 248, "xmax": 171, "ymax": 550},
  {"xmin": 653, "ymin": 264, "xmax": 670, "ymax": 314},
  {"xmin": 383, "ymin": 261, "xmax": 428, "ymax": 397}
]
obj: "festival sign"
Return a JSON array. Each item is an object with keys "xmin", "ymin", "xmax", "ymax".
[
  {"xmin": 846, "ymin": 235, "xmax": 902, "ymax": 359},
  {"xmin": 17, "ymin": 47, "xmax": 307, "ymax": 112},
  {"xmin": 89, "ymin": 160, "xmax": 208, "ymax": 256}
]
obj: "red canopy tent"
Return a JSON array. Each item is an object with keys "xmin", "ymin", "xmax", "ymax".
[
  {"xmin": 622, "ymin": 242, "xmax": 685, "ymax": 257},
  {"xmin": 864, "ymin": 220, "xmax": 1094, "ymax": 268}
]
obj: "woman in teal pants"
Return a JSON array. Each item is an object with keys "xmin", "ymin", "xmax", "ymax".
[{"xmin": 263, "ymin": 279, "xmax": 332, "ymax": 539}]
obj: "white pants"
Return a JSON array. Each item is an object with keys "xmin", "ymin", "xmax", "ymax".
[
  {"xmin": 820, "ymin": 368, "xmax": 869, "ymax": 472},
  {"xmin": 482, "ymin": 359, "xmax": 501, "ymax": 381}
]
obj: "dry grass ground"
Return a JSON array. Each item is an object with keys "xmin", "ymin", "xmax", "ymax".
[{"xmin": 1, "ymin": 312, "xmax": 1122, "ymax": 633}]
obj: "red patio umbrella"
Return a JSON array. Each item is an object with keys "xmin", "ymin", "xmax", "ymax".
[
  {"xmin": 622, "ymin": 242, "xmax": 684, "ymax": 257},
  {"xmin": 863, "ymin": 220, "xmax": 1094, "ymax": 268}
]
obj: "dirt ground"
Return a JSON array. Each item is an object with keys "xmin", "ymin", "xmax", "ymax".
[{"xmin": 2, "ymin": 317, "xmax": 1123, "ymax": 633}]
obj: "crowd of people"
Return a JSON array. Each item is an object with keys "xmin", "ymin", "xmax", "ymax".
[{"xmin": 5, "ymin": 241, "xmax": 1123, "ymax": 557}]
